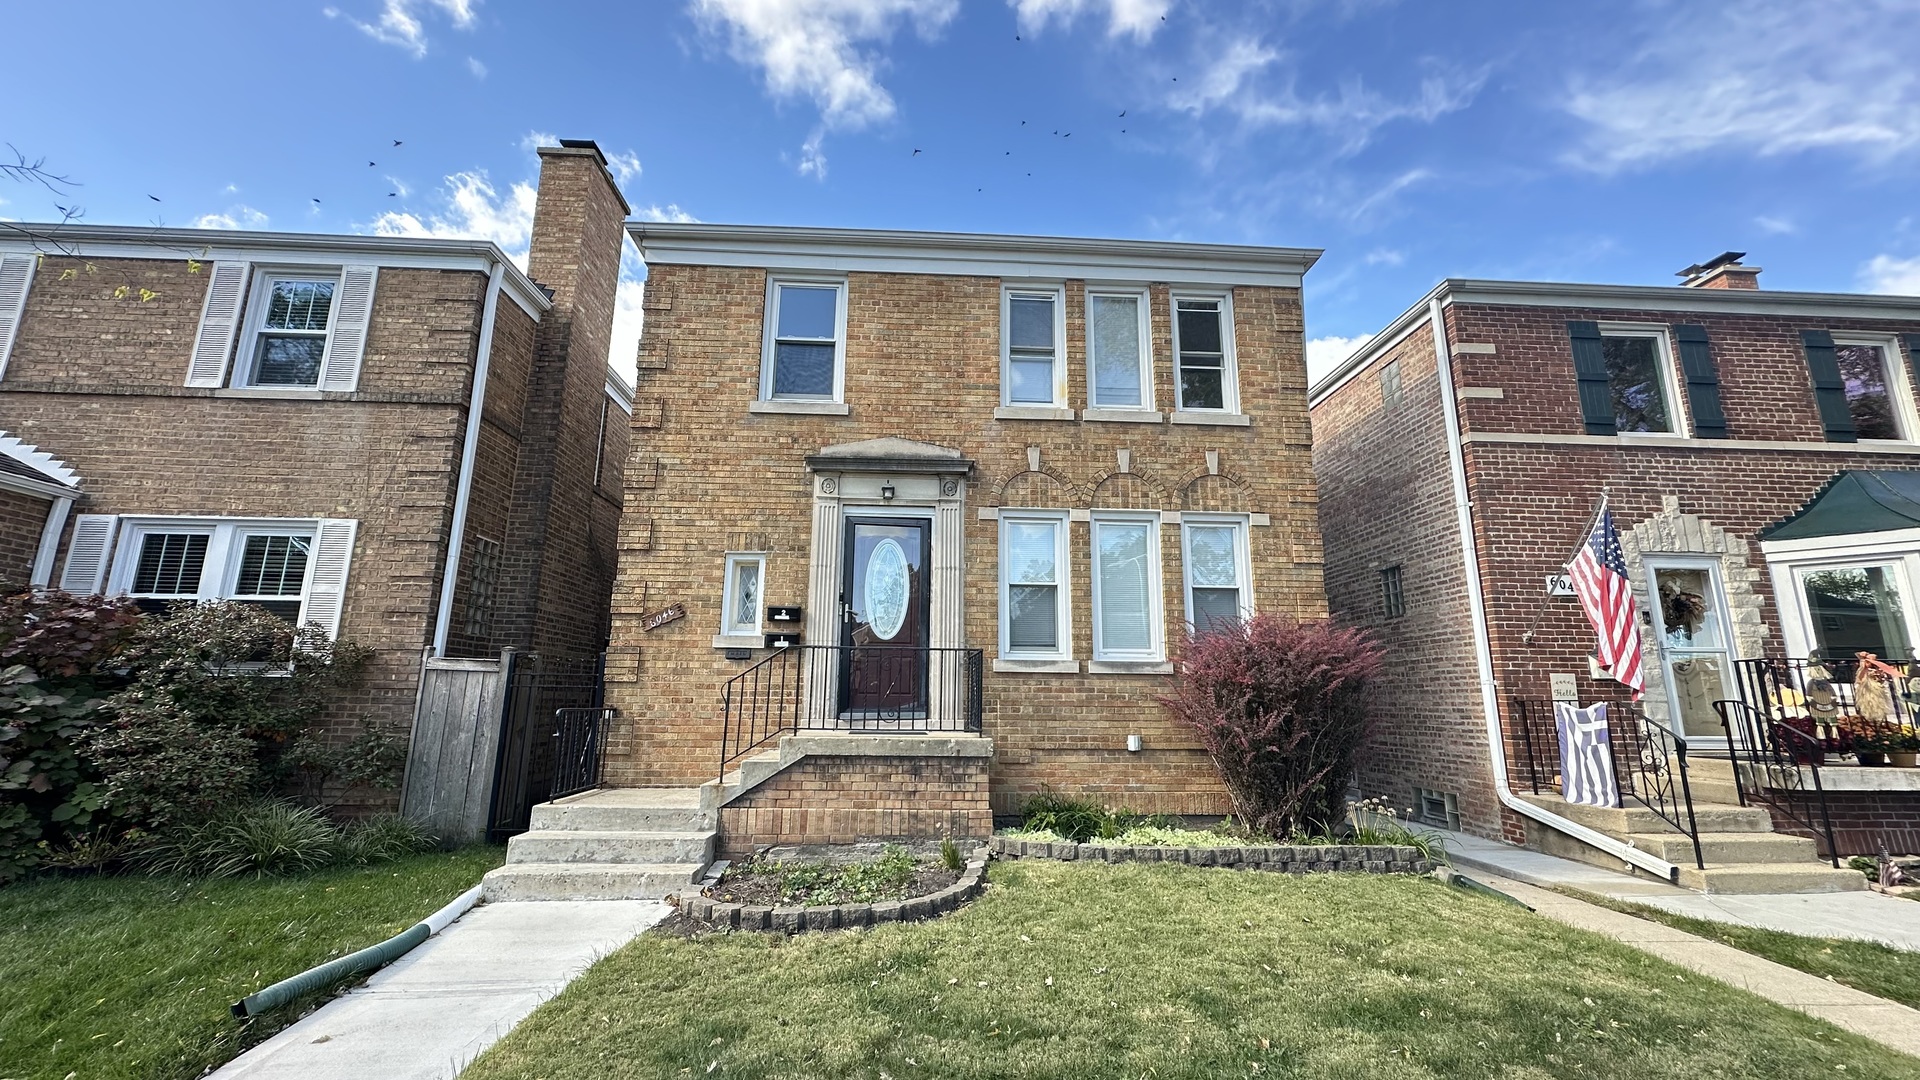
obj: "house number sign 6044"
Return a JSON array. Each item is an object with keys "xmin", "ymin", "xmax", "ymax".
[
  {"xmin": 642, "ymin": 603, "xmax": 686, "ymax": 632},
  {"xmin": 1545, "ymin": 574, "xmax": 1576, "ymax": 597}
]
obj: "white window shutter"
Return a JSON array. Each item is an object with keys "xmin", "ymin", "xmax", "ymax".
[
  {"xmin": 0, "ymin": 254, "xmax": 36, "ymax": 380},
  {"xmin": 188, "ymin": 262, "xmax": 248, "ymax": 387},
  {"xmin": 301, "ymin": 519, "xmax": 357, "ymax": 639},
  {"xmin": 58, "ymin": 514, "xmax": 118, "ymax": 595},
  {"xmin": 320, "ymin": 265, "xmax": 377, "ymax": 392}
]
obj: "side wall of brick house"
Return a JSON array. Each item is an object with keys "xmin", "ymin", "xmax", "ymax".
[{"xmin": 0, "ymin": 489, "xmax": 49, "ymax": 585}]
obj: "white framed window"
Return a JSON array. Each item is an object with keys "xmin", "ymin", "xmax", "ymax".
[
  {"xmin": 238, "ymin": 272, "xmax": 339, "ymax": 387},
  {"xmin": 1596, "ymin": 324, "xmax": 1684, "ymax": 436},
  {"xmin": 1001, "ymin": 286, "xmax": 1066, "ymax": 407},
  {"xmin": 1086, "ymin": 287, "xmax": 1153, "ymax": 410},
  {"xmin": 1173, "ymin": 294, "xmax": 1237, "ymax": 413},
  {"xmin": 1091, "ymin": 512, "xmax": 1164, "ymax": 661},
  {"xmin": 721, "ymin": 553, "xmax": 767, "ymax": 638},
  {"xmin": 1182, "ymin": 516, "xmax": 1252, "ymax": 632},
  {"xmin": 760, "ymin": 277, "xmax": 847, "ymax": 402},
  {"xmin": 999, "ymin": 512, "xmax": 1071, "ymax": 659},
  {"xmin": 80, "ymin": 515, "xmax": 356, "ymax": 638},
  {"xmin": 1832, "ymin": 334, "xmax": 1917, "ymax": 442},
  {"xmin": 188, "ymin": 262, "xmax": 375, "ymax": 392}
]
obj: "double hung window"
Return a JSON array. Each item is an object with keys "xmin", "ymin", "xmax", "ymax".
[
  {"xmin": 1003, "ymin": 288, "xmax": 1064, "ymax": 406},
  {"xmin": 761, "ymin": 279, "xmax": 846, "ymax": 401},
  {"xmin": 1173, "ymin": 297, "xmax": 1235, "ymax": 412},
  {"xmin": 1182, "ymin": 517, "xmax": 1251, "ymax": 631},
  {"xmin": 1600, "ymin": 331, "xmax": 1677, "ymax": 434},
  {"xmin": 999, "ymin": 514, "xmax": 1070, "ymax": 658},
  {"xmin": 1833, "ymin": 338, "xmax": 1911, "ymax": 441},
  {"xmin": 247, "ymin": 275, "xmax": 337, "ymax": 386},
  {"xmin": 1091, "ymin": 513, "xmax": 1163, "ymax": 660},
  {"xmin": 1087, "ymin": 290, "xmax": 1152, "ymax": 409}
]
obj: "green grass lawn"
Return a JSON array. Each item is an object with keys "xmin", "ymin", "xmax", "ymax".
[
  {"xmin": 464, "ymin": 860, "xmax": 1918, "ymax": 1080},
  {"xmin": 0, "ymin": 846, "xmax": 504, "ymax": 1080},
  {"xmin": 1566, "ymin": 888, "xmax": 1920, "ymax": 1012}
]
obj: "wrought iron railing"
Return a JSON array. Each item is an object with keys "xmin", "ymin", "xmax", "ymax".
[
  {"xmin": 551, "ymin": 707, "xmax": 615, "ymax": 800},
  {"xmin": 1712, "ymin": 698, "xmax": 1841, "ymax": 866},
  {"xmin": 1508, "ymin": 698, "xmax": 1704, "ymax": 869},
  {"xmin": 719, "ymin": 644, "xmax": 983, "ymax": 780},
  {"xmin": 1731, "ymin": 655, "xmax": 1918, "ymax": 746}
]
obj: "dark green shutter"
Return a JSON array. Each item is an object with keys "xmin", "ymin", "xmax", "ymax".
[
  {"xmin": 1802, "ymin": 329, "xmax": 1856, "ymax": 443},
  {"xmin": 1673, "ymin": 325, "xmax": 1727, "ymax": 438},
  {"xmin": 1567, "ymin": 321, "xmax": 1615, "ymax": 435}
]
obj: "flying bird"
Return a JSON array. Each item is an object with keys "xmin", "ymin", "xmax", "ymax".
[
  {"xmin": 388, "ymin": 192, "xmax": 398, "ymax": 197},
  {"xmin": 392, "ymin": 139, "xmax": 403, "ymax": 146},
  {"xmin": 913, "ymin": 149, "xmax": 922, "ymax": 156},
  {"xmin": 368, "ymin": 161, "xmax": 377, "ymax": 167},
  {"xmin": 147, "ymin": 195, "xmax": 161, "ymax": 202},
  {"xmin": 1119, "ymin": 110, "xmax": 1126, "ymax": 117},
  {"xmin": 312, "ymin": 198, "xmax": 321, "ymax": 204}
]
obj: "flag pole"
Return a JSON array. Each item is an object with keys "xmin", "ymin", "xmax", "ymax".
[{"xmin": 1561, "ymin": 490, "xmax": 1611, "ymax": 571}]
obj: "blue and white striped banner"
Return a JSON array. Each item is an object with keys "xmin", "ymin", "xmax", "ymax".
[{"xmin": 1555, "ymin": 702, "xmax": 1622, "ymax": 809}]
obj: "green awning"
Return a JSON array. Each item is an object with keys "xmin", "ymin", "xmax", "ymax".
[{"xmin": 1761, "ymin": 470, "xmax": 1920, "ymax": 541}]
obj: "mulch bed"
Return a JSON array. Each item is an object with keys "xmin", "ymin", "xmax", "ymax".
[{"xmin": 678, "ymin": 858, "xmax": 989, "ymax": 934}]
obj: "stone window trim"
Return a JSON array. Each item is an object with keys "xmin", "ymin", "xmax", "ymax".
[
  {"xmin": 997, "ymin": 508, "xmax": 1073, "ymax": 663},
  {"xmin": 759, "ymin": 274, "xmax": 849, "ymax": 405},
  {"xmin": 1830, "ymin": 332, "xmax": 1918, "ymax": 444},
  {"xmin": 1170, "ymin": 410, "xmax": 1251, "ymax": 427},
  {"xmin": 1171, "ymin": 291, "xmax": 1239, "ymax": 414},
  {"xmin": 1000, "ymin": 283, "xmax": 1068, "ymax": 409},
  {"xmin": 1594, "ymin": 322, "xmax": 1688, "ymax": 439}
]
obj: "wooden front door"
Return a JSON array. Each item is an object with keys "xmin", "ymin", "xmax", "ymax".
[{"xmin": 840, "ymin": 516, "xmax": 931, "ymax": 719}]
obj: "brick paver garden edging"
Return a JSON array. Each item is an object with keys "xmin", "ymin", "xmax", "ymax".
[
  {"xmin": 988, "ymin": 835, "xmax": 1432, "ymax": 874},
  {"xmin": 680, "ymin": 858, "xmax": 988, "ymax": 933}
]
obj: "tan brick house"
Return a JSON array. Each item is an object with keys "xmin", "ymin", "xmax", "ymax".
[
  {"xmin": 0, "ymin": 140, "xmax": 632, "ymax": 801},
  {"xmin": 494, "ymin": 224, "xmax": 1324, "ymax": 885},
  {"xmin": 1311, "ymin": 254, "xmax": 1920, "ymax": 891}
]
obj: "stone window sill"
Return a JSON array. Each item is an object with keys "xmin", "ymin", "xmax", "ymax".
[
  {"xmin": 991, "ymin": 657, "xmax": 1081, "ymax": 673},
  {"xmin": 993, "ymin": 405, "xmax": 1075, "ymax": 422},
  {"xmin": 1170, "ymin": 411, "xmax": 1251, "ymax": 427},
  {"xmin": 749, "ymin": 399, "xmax": 850, "ymax": 416},
  {"xmin": 1086, "ymin": 659, "xmax": 1175, "ymax": 675},
  {"xmin": 1081, "ymin": 408, "xmax": 1164, "ymax": 424},
  {"xmin": 213, "ymin": 387, "xmax": 325, "ymax": 400},
  {"xmin": 712, "ymin": 634, "xmax": 764, "ymax": 650}
]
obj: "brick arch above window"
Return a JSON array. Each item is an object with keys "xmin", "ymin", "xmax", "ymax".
[
  {"xmin": 1179, "ymin": 472, "xmax": 1252, "ymax": 514},
  {"xmin": 1087, "ymin": 470, "xmax": 1165, "ymax": 510},
  {"xmin": 990, "ymin": 466, "xmax": 1080, "ymax": 509}
]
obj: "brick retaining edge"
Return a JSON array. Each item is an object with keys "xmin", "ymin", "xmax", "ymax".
[
  {"xmin": 987, "ymin": 835, "xmax": 1432, "ymax": 874},
  {"xmin": 680, "ymin": 858, "xmax": 989, "ymax": 934}
]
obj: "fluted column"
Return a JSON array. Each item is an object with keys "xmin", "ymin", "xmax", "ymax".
[{"xmin": 805, "ymin": 475, "xmax": 844, "ymax": 720}]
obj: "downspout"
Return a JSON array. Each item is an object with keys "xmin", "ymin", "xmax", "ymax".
[
  {"xmin": 30, "ymin": 495, "xmax": 72, "ymax": 588},
  {"xmin": 1427, "ymin": 298, "xmax": 1680, "ymax": 883},
  {"xmin": 432, "ymin": 262, "xmax": 505, "ymax": 657}
]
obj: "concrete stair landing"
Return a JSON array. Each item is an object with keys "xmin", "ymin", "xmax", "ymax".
[{"xmin": 481, "ymin": 788, "xmax": 714, "ymax": 901}]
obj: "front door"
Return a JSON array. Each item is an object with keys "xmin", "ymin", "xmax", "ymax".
[
  {"xmin": 1646, "ymin": 561, "xmax": 1734, "ymax": 743},
  {"xmin": 839, "ymin": 516, "xmax": 931, "ymax": 720}
]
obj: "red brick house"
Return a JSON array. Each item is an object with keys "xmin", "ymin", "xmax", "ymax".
[
  {"xmin": 1311, "ymin": 255, "xmax": 1920, "ymax": 892},
  {"xmin": 0, "ymin": 141, "xmax": 631, "ymax": 811}
]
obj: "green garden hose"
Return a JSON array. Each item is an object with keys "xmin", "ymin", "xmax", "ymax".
[{"xmin": 230, "ymin": 883, "xmax": 483, "ymax": 1018}]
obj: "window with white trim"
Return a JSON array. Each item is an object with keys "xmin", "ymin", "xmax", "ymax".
[
  {"xmin": 1002, "ymin": 287, "xmax": 1065, "ymax": 406},
  {"xmin": 241, "ymin": 274, "xmax": 338, "ymax": 387},
  {"xmin": 1173, "ymin": 296, "xmax": 1236, "ymax": 412},
  {"xmin": 117, "ymin": 521, "xmax": 314, "ymax": 622},
  {"xmin": 1599, "ymin": 328, "xmax": 1681, "ymax": 435},
  {"xmin": 761, "ymin": 278, "xmax": 846, "ymax": 401},
  {"xmin": 1182, "ymin": 516, "xmax": 1251, "ymax": 632},
  {"xmin": 1091, "ymin": 512, "xmax": 1163, "ymax": 660},
  {"xmin": 721, "ymin": 553, "xmax": 766, "ymax": 637},
  {"xmin": 999, "ymin": 512, "xmax": 1071, "ymax": 658},
  {"xmin": 1087, "ymin": 288, "xmax": 1152, "ymax": 409}
]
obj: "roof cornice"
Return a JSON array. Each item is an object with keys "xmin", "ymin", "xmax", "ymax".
[
  {"xmin": 0, "ymin": 221, "xmax": 553, "ymax": 317},
  {"xmin": 630, "ymin": 223, "xmax": 1322, "ymax": 288}
]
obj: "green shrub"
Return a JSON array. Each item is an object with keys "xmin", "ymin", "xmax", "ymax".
[
  {"xmin": 130, "ymin": 800, "xmax": 342, "ymax": 879},
  {"xmin": 939, "ymin": 836, "xmax": 963, "ymax": 871},
  {"xmin": 1019, "ymin": 790, "xmax": 1180, "ymax": 842},
  {"xmin": 337, "ymin": 814, "xmax": 436, "ymax": 865},
  {"xmin": 743, "ymin": 845, "xmax": 920, "ymax": 905}
]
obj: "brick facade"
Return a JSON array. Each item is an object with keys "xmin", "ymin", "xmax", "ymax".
[
  {"xmin": 0, "ymin": 488, "xmax": 47, "ymax": 585},
  {"xmin": 716, "ymin": 755, "xmax": 992, "ymax": 855},
  {"xmin": 1313, "ymin": 278, "xmax": 1920, "ymax": 848},
  {"xmin": 609, "ymin": 231, "xmax": 1325, "ymax": 835}
]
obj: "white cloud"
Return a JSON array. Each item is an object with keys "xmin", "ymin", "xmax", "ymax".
[
  {"xmin": 193, "ymin": 205, "xmax": 269, "ymax": 230},
  {"xmin": 606, "ymin": 150, "xmax": 643, "ymax": 186},
  {"xmin": 691, "ymin": 0, "xmax": 959, "ymax": 176},
  {"xmin": 639, "ymin": 203, "xmax": 700, "ymax": 223},
  {"xmin": 1754, "ymin": 215, "xmax": 1796, "ymax": 236},
  {"xmin": 1363, "ymin": 248, "xmax": 1405, "ymax": 267},
  {"xmin": 365, "ymin": 171, "xmax": 536, "ymax": 267},
  {"xmin": 1169, "ymin": 37, "xmax": 1482, "ymax": 154},
  {"xmin": 609, "ymin": 249, "xmax": 647, "ymax": 387},
  {"xmin": 466, "ymin": 56, "xmax": 488, "ymax": 79},
  {"xmin": 1861, "ymin": 254, "xmax": 1920, "ymax": 296},
  {"xmin": 325, "ymin": 0, "xmax": 478, "ymax": 58},
  {"xmin": 1564, "ymin": 1, "xmax": 1920, "ymax": 171},
  {"xmin": 1306, "ymin": 333, "xmax": 1373, "ymax": 384},
  {"xmin": 1009, "ymin": 0, "xmax": 1169, "ymax": 42},
  {"xmin": 1344, "ymin": 168, "xmax": 1432, "ymax": 225},
  {"xmin": 520, "ymin": 130, "xmax": 559, "ymax": 156},
  {"xmin": 385, "ymin": 175, "xmax": 412, "ymax": 198}
]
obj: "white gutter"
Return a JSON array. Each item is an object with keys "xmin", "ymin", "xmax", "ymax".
[
  {"xmin": 30, "ymin": 496, "xmax": 72, "ymax": 588},
  {"xmin": 431, "ymin": 261, "xmax": 505, "ymax": 656},
  {"xmin": 1427, "ymin": 298, "xmax": 1680, "ymax": 883}
]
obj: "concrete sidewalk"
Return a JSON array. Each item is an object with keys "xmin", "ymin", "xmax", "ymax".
[
  {"xmin": 1479, "ymin": 873, "xmax": 1920, "ymax": 1059},
  {"xmin": 1440, "ymin": 828, "xmax": 1920, "ymax": 951},
  {"xmin": 211, "ymin": 899, "xmax": 668, "ymax": 1080}
]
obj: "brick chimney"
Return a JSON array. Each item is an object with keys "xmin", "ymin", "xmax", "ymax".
[{"xmin": 1677, "ymin": 251, "xmax": 1761, "ymax": 290}]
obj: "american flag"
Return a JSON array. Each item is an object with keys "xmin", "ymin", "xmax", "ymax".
[{"xmin": 1567, "ymin": 507, "xmax": 1645, "ymax": 699}]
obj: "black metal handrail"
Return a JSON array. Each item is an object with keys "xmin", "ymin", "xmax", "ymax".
[
  {"xmin": 1508, "ymin": 698, "xmax": 1704, "ymax": 869},
  {"xmin": 719, "ymin": 644, "xmax": 984, "ymax": 780},
  {"xmin": 1731, "ymin": 655, "xmax": 1917, "ymax": 745},
  {"xmin": 551, "ymin": 707, "xmax": 615, "ymax": 800},
  {"xmin": 1713, "ymin": 698, "xmax": 1841, "ymax": 867}
]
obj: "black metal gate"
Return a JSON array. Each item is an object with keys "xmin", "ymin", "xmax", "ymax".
[{"xmin": 487, "ymin": 652, "xmax": 606, "ymax": 842}]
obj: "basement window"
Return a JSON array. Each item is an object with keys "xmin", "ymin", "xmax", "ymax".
[{"xmin": 1414, "ymin": 787, "xmax": 1460, "ymax": 830}]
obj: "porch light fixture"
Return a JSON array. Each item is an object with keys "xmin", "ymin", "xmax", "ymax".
[{"xmin": 880, "ymin": 483, "xmax": 896, "ymax": 502}]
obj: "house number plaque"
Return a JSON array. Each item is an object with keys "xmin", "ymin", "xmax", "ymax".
[{"xmin": 642, "ymin": 603, "xmax": 686, "ymax": 632}]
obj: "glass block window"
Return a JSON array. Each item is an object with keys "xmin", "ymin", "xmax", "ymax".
[
  {"xmin": 464, "ymin": 535, "xmax": 502, "ymax": 639},
  {"xmin": 1381, "ymin": 565, "xmax": 1406, "ymax": 618}
]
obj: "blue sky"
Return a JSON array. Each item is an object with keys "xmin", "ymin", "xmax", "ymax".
[{"xmin": 7, "ymin": 0, "xmax": 1920, "ymax": 383}]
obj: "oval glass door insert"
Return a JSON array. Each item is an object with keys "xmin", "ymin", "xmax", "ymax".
[{"xmin": 865, "ymin": 538, "xmax": 910, "ymax": 640}]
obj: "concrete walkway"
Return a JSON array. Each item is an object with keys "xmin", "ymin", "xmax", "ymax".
[
  {"xmin": 211, "ymin": 899, "xmax": 668, "ymax": 1080},
  {"xmin": 1477, "ymin": 873, "xmax": 1920, "ymax": 1059},
  {"xmin": 1440, "ymin": 828, "xmax": 1920, "ymax": 951}
]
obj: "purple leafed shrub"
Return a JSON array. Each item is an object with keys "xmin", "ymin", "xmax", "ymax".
[{"xmin": 1158, "ymin": 614, "xmax": 1385, "ymax": 838}]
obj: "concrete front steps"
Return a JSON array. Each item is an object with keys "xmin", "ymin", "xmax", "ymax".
[
  {"xmin": 1519, "ymin": 792, "xmax": 1867, "ymax": 895},
  {"xmin": 481, "ymin": 787, "xmax": 714, "ymax": 901}
]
